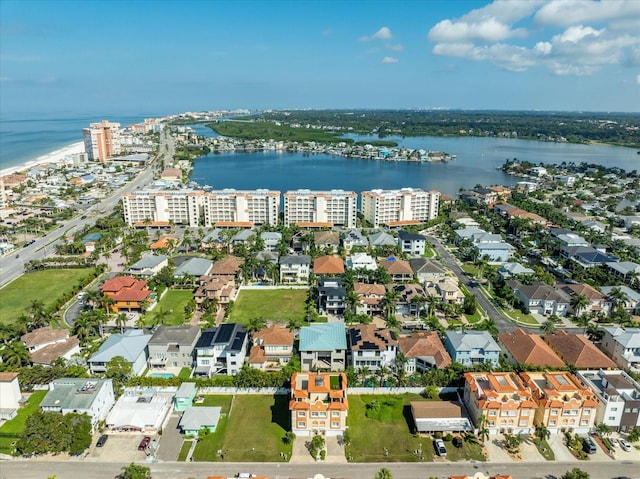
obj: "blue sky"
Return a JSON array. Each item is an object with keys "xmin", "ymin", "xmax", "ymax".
[{"xmin": 1, "ymin": 0, "xmax": 639, "ymax": 116}]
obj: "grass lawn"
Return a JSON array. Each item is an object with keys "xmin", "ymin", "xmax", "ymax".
[
  {"xmin": 443, "ymin": 436, "xmax": 486, "ymax": 462},
  {"xmin": 505, "ymin": 308, "xmax": 539, "ymax": 325},
  {"xmin": 0, "ymin": 390, "xmax": 47, "ymax": 455},
  {"xmin": 464, "ymin": 310, "xmax": 483, "ymax": 324},
  {"xmin": 345, "ymin": 394, "xmax": 434, "ymax": 462},
  {"xmin": 533, "ymin": 437, "xmax": 555, "ymax": 460},
  {"xmin": 178, "ymin": 367, "xmax": 192, "ymax": 380},
  {"xmin": 143, "ymin": 289, "xmax": 193, "ymax": 326},
  {"xmin": 230, "ymin": 289, "xmax": 307, "ymax": 325},
  {"xmin": 193, "ymin": 395, "xmax": 291, "ymax": 462},
  {"xmin": 177, "ymin": 440, "xmax": 192, "ymax": 461},
  {"xmin": 0, "ymin": 268, "xmax": 96, "ymax": 324}
]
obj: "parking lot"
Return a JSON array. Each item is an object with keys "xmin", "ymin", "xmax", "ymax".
[{"xmin": 86, "ymin": 433, "xmax": 156, "ymax": 463}]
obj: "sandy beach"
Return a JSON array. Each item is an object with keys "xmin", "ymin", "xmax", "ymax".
[{"xmin": 0, "ymin": 141, "xmax": 86, "ymax": 178}]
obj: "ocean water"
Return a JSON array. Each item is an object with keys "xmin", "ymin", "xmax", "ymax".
[
  {"xmin": 0, "ymin": 113, "xmax": 155, "ymax": 170},
  {"xmin": 190, "ymin": 131, "xmax": 640, "ymax": 197}
]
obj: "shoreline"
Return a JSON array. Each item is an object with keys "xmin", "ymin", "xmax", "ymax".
[{"xmin": 0, "ymin": 141, "xmax": 86, "ymax": 178}]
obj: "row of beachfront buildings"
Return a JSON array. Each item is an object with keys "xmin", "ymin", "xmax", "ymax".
[
  {"xmin": 13, "ymin": 320, "xmax": 640, "ymax": 437},
  {"xmin": 121, "ymin": 187, "xmax": 441, "ymax": 229}
]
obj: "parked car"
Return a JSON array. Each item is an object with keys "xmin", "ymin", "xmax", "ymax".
[
  {"xmin": 618, "ymin": 438, "xmax": 632, "ymax": 451},
  {"xmin": 582, "ymin": 436, "xmax": 597, "ymax": 454},
  {"xmin": 452, "ymin": 436, "xmax": 463, "ymax": 448},
  {"xmin": 96, "ymin": 434, "xmax": 108, "ymax": 447},
  {"xmin": 138, "ymin": 436, "xmax": 151, "ymax": 451},
  {"xmin": 434, "ymin": 438, "xmax": 447, "ymax": 457},
  {"xmin": 609, "ymin": 437, "xmax": 619, "ymax": 448}
]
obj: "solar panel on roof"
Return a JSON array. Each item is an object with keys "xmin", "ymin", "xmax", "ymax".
[{"xmin": 215, "ymin": 324, "xmax": 234, "ymax": 344}]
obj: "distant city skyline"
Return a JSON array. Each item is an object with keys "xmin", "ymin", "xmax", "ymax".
[{"xmin": 1, "ymin": 0, "xmax": 639, "ymax": 116}]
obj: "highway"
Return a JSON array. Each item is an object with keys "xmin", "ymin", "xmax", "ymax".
[
  {"xmin": 0, "ymin": 129, "xmax": 172, "ymax": 289},
  {"xmin": 0, "ymin": 459, "xmax": 638, "ymax": 479}
]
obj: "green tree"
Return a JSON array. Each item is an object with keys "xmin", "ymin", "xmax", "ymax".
[
  {"xmin": 540, "ymin": 319, "xmax": 557, "ymax": 335},
  {"xmin": 0, "ymin": 340, "xmax": 31, "ymax": 368},
  {"xmin": 627, "ymin": 427, "xmax": 640, "ymax": 443},
  {"xmin": 375, "ymin": 468, "xmax": 393, "ymax": 479},
  {"xmin": 595, "ymin": 422, "xmax": 611, "ymax": 437},
  {"xmin": 561, "ymin": 468, "xmax": 590, "ymax": 479},
  {"xmin": 105, "ymin": 355, "xmax": 132, "ymax": 381},
  {"xmin": 119, "ymin": 463, "xmax": 152, "ymax": 479},
  {"xmin": 535, "ymin": 424, "xmax": 550, "ymax": 441}
]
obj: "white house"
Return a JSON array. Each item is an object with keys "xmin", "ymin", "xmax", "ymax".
[
  {"xmin": 279, "ymin": 255, "xmax": 311, "ymax": 284},
  {"xmin": 345, "ymin": 252, "xmax": 378, "ymax": 271},
  {"xmin": 0, "ymin": 372, "xmax": 21, "ymax": 420}
]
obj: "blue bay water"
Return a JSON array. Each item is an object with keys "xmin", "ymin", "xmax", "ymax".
[
  {"xmin": 0, "ymin": 113, "xmax": 157, "ymax": 171},
  {"xmin": 191, "ymin": 130, "xmax": 640, "ymax": 197}
]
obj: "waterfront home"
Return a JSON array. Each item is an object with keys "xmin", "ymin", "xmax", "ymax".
[
  {"xmin": 496, "ymin": 262, "xmax": 535, "ymax": 279},
  {"xmin": 147, "ymin": 326, "xmax": 201, "ymax": 370},
  {"xmin": 520, "ymin": 371, "xmax": 599, "ymax": 434},
  {"xmin": 346, "ymin": 252, "xmax": 377, "ymax": 271},
  {"xmin": 126, "ymin": 253, "xmax": 168, "ymax": 278},
  {"xmin": 299, "ymin": 322, "xmax": 347, "ymax": 372},
  {"xmin": 557, "ymin": 283, "xmax": 610, "ymax": 316},
  {"xmin": 314, "ymin": 230, "xmax": 340, "ymax": 253},
  {"xmin": 173, "ymin": 257, "xmax": 213, "ymax": 280},
  {"xmin": 317, "ymin": 277, "xmax": 347, "ymax": 316},
  {"xmin": 601, "ymin": 327, "xmax": 640, "ymax": 372},
  {"xmin": 106, "ymin": 387, "xmax": 171, "ymax": 433},
  {"xmin": 397, "ymin": 230, "xmax": 427, "ymax": 257},
  {"xmin": 398, "ymin": 331, "xmax": 451, "ymax": 374},
  {"xmin": 577, "ymin": 369, "xmax": 640, "ymax": 432},
  {"xmin": 378, "ymin": 257, "xmax": 413, "ymax": 282},
  {"xmin": 353, "ymin": 282, "xmax": 385, "ymax": 317},
  {"xmin": 313, "ymin": 255, "xmax": 345, "ymax": 276},
  {"xmin": 544, "ymin": 331, "xmax": 617, "ymax": 370},
  {"xmin": 425, "ymin": 277, "xmax": 464, "ymax": 305},
  {"xmin": 601, "ymin": 286, "xmax": 640, "ymax": 314},
  {"xmin": 507, "ymin": 280, "xmax": 570, "ymax": 317},
  {"xmin": 607, "ymin": 261, "xmax": 640, "ymax": 283},
  {"xmin": 347, "ymin": 324, "xmax": 398, "ymax": 373},
  {"xmin": 0, "ymin": 372, "xmax": 21, "ymax": 420},
  {"xmin": 248, "ymin": 325, "xmax": 295, "ymax": 371},
  {"xmin": 475, "ymin": 241, "xmax": 514, "ymax": 264},
  {"xmin": 498, "ymin": 328, "xmax": 565, "ymax": 368},
  {"xmin": 89, "ymin": 329, "xmax": 151, "ymax": 376},
  {"xmin": 463, "ymin": 372, "xmax": 536, "ymax": 435},
  {"xmin": 230, "ymin": 229, "xmax": 256, "ymax": 247},
  {"xmin": 41, "ymin": 378, "xmax": 115, "ymax": 431},
  {"xmin": 260, "ymin": 231, "xmax": 282, "ymax": 252},
  {"xmin": 554, "ymin": 232, "xmax": 589, "ymax": 248},
  {"xmin": 194, "ymin": 323, "xmax": 248, "ymax": 377},
  {"xmin": 21, "ymin": 326, "xmax": 80, "ymax": 366},
  {"xmin": 367, "ymin": 230, "xmax": 397, "ymax": 249},
  {"xmin": 279, "ymin": 254, "xmax": 311, "ymax": 284},
  {"xmin": 341, "ymin": 229, "xmax": 368, "ymax": 250},
  {"xmin": 200, "ymin": 228, "xmax": 226, "ymax": 251},
  {"xmin": 444, "ymin": 330, "xmax": 500, "ymax": 367},
  {"xmin": 100, "ymin": 276, "xmax": 152, "ymax": 313},
  {"xmin": 409, "ymin": 258, "xmax": 447, "ymax": 283},
  {"xmin": 561, "ymin": 245, "xmax": 619, "ymax": 268},
  {"xmin": 289, "ymin": 372, "xmax": 348, "ymax": 437}
]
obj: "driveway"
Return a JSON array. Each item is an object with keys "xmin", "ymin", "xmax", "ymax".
[
  {"xmin": 290, "ymin": 436, "xmax": 314, "ymax": 463},
  {"xmin": 547, "ymin": 433, "xmax": 578, "ymax": 462},
  {"xmin": 157, "ymin": 413, "xmax": 184, "ymax": 461},
  {"xmin": 483, "ymin": 437, "xmax": 513, "ymax": 463},
  {"xmin": 86, "ymin": 433, "xmax": 150, "ymax": 463}
]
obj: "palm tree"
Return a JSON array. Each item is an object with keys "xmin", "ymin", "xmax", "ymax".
[
  {"xmin": 115, "ymin": 312, "xmax": 128, "ymax": 334},
  {"xmin": 626, "ymin": 427, "xmax": 640, "ymax": 443},
  {"xmin": 1, "ymin": 340, "xmax": 31, "ymax": 368},
  {"xmin": 540, "ymin": 319, "xmax": 556, "ymax": 335},
  {"xmin": 382, "ymin": 288, "xmax": 400, "ymax": 321},
  {"xmin": 410, "ymin": 294, "xmax": 426, "ymax": 318},
  {"xmin": 608, "ymin": 286, "xmax": 627, "ymax": 313},
  {"xmin": 586, "ymin": 324, "xmax": 604, "ymax": 342},
  {"xmin": 73, "ymin": 312, "xmax": 96, "ymax": 344},
  {"xmin": 595, "ymin": 422, "xmax": 611, "ymax": 437},
  {"xmin": 376, "ymin": 365, "xmax": 391, "ymax": 387},
  {"xmin": 358, "ymin": 366, "xmax": 371, "ymax": 386},
  {"xmin": 477, "ymin": 414, "xmax": 490, "ymax": 444},
  {"xmin": 570, "ymin": 294, "xmax": 589, "ymax": 317},
  {"xmin": 152, "ymin": 306, "xmax": 171, "ymax": 327},
  {"xmin": 246, "ymin": 316, "xmax": 267, "ymax": 333},
  {"xmin": 535, "ymin": 424, "xmax": 550, "ymax": 442},
  {"xmin": 84, "ymin": 289, "xmax": 103, "ymax": 310}
]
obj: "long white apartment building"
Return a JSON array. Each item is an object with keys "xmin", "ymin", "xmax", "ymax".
[
  {"xmin": 361, "ymin": 187, "xmax": 440, "ymax": 227},
  {"xmin": 283, "ymin": 189, "xmax": 357, "ymax": 228},
  {"xmin": 122, "ymin": 189, "xmax": 280, "ymax": 227},
  {"xmin": 202, "ymin": 188, "xmax": 280, "ymax": 227},
  {"xmin": 83, "ymin": 120, "xmax": 122, "ymax": 161},
  {"xmin": 122, "ymin": 190, "xmax": 203, "ymax": 227}
]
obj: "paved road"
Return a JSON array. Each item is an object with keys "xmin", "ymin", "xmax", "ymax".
[
  {"xmin": 427, "ymin": 235, "xmax": 520, "ymax": 333},
  {"xmin": 1, "ymin": 459, "xmax": 638, "ymax": 479},
  {"xmin": 0, "ymin": 130, "xmax": 171, "ymax": 289}
]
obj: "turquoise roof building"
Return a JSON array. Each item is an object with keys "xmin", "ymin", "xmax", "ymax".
[{"xmin": 299, "ymin": 323, "xmax": 347, "ymax": 372}]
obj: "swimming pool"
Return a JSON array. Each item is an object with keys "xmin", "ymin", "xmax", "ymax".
[{"xmin": 149, "ymin": 373, "xmax": 174, "ymax": 379}]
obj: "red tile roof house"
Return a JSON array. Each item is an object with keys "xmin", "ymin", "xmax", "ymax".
[
  {"xmin": 544, "ymin": 330, "xmax": 617, "ymax": 370},
  {"xmin": 378, "ymin": 257, "xmax": 413, "ymax": 282},
  {"xmin": 100, "ymin": 276, "xmax": 152, "ymax": 313},
  {"xmin": 313, "ymin": 255, "xmax": 345, "ymax": 276},
  {"xmin": 498, "ymin": 328, "xmax": 565, "ymax": 368},
  {"xmin": 398, "ymin": 331, "xmax": 452, "ymax": 374},
  {"xmin": 248, "ymin": 325, "xmax": 295, "ymax": 371}
]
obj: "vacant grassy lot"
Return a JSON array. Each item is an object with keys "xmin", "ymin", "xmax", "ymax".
[
  {"xmin": 442, "ymin": 435, "xmax": 487, "ymax": 462},
  {"xmin": 143, "ymin": 289, "xmax": 193, "ymax": 326},
  {"xmin": 345, "ymin": 394, "xmax": 434, "ymax": 462},
  {"xmin": 230, "ymin": 289, "xmax": 307, "ymax": 325},
  {"xmin": 0, "ymin": 390, "xmax": 47, "ymax": 455},
  {"xmin": 0, "ymin": 268, "xmax": 96, "ymax": 324},
  {"xmin": 193, "ymin": 395, "xmax": 291, "ymax": 462}
]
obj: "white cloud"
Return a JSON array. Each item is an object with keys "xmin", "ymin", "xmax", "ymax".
[
  {"xmin": 427, "ymin": 0, "xmax": 640, "ymax": 76},
  {"xmin": 360, "ymin": 26, "xmax": 392, "ymax": 42},
  {"xmin": 535, "ymin": 0, "xmax": 640, "ymax": 28},
  {"xmin": 382, "ymin": 56, "xmax": 399, "ymax": 64}
]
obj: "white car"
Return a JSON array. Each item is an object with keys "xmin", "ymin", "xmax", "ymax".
[
  {"xmin": 435, "ymin": 438, "xmax": 447, "ymax": 457},
  {"xmin": 619, "ymin": 438, "xmax": 632, "ymax": 451},
  {"xmin": 609, "ymin": 437, "xmax": 619, "ymax": 448}
]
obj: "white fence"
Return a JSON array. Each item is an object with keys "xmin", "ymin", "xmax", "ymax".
[{"xmin": 194, "ymin": 386, "xmax": 461, "ymax": 396}]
